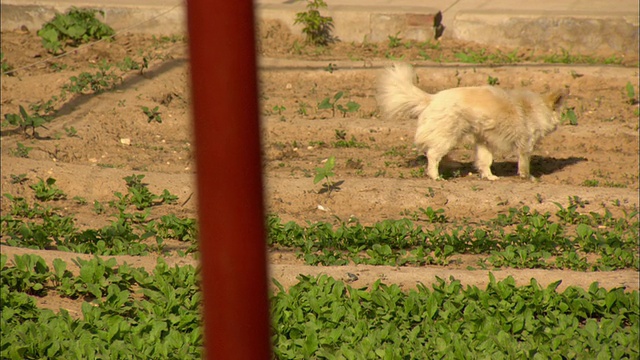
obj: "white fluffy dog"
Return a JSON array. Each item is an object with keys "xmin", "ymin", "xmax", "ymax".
[{"xmin": 378, "ymin": 63, "xmax": 567, "ymax": 180}]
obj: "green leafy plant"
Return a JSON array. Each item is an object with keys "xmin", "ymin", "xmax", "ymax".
[
  {"xmin": 582, "ymin": 179, "xmax": 600, "ymax": 187},
  {"xmin": 561, "ymin": 107, "xmax": 578, "ymax": 125},
  {"xmin": 10, "ymin": 143, "xmax": 33, "ymax": 158},
  {"xmin": 29, "ymin": 177, "xmax": 67, "ymax": 201},
  {"xmin": 318, "ymin": 91, "xmax": 343, "ymax": 116},
  {"xmin": 4, "ymin": 105, "xmax": 51, "ymax": 137},
  {"xmin": 37, "ymin": 7, "xmax": 115, "ymax": 54},
  {"xmin": 337, "ymin": 100, "xmax": 360, "ymax": 117},
  {"xmin": 272, "ymin": 105, "xmax": 286, "ymax": 116},
  {"xmin": 63, "ymin": 125, "xmax": 78, "ymax": 137},
  {"xmin": 1, "ymin": 254, "xmax": 51, "ymax": 296},
  {"xmin": 111, "ymin": 174, "xmax": 177, "ymax": 211},
  {"xmin": 314, "ymin": 156, "xmax": 336, "ymax": 192},
  {"xmin": 625, "ymin": 81, "xmax": 638, "ymax": 105},
  {"xmin": 487, "ymin": 75, "xmax": 500, "ymax": 86},
  {"xmin": 10, "ymin": 174, "xmax": 29, "ymax": 185},
  {"xmin": 332, "ymin": 130, "xmax": 367, "ymax": 148},
  {"xmin": 318, "ymin": 91, "xmax": 360, "ymax": 117},
  {"xmin": 63, "ymin": 61, "xmax": 121, "ymax": 94},
  {"xmin": 142, "ymin": 106, "xmax": 162, "ymax": 123},
  {"xmin": 294, "ymin": 0, "xmax": 335, "ymax": 46},
  {"xmin": 117, "ymin": 56, "xmax": 143, "ymax": 72},
  {"xmin": 1, "ymin": 52, "xmax": 13, "ymax": 75},
  {"xmin": 454, "ymin": 48, "xmax": 522, "ymax": 64},
  {"xmin": 72, "ymin": 196, "xmax": 87, "ymax": 205},
  {"xmin": 49, "ymin": 62, "xmax": 68, "ymax": 72},
  {"xmin": 271, "ymin": 274, "xmax": 639, "ymax": 359},
  {"xmin": 388, "ymin": 32, "xmax": 403, "ymax": 48},
  {"xmin": 324, "ymin": 63, "xmax": 337, "ymax": 73},
  {"xmin": 297, "ymin": 102, "xmax": 310, "ymax": 116}
]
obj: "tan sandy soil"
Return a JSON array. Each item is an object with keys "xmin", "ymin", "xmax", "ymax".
[{"xmin": 1, "ymin": 22, "xmax": 639, "ymax": 315}]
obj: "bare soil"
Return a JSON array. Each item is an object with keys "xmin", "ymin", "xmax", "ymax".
[{"xmin": 1, "ymin": 21, "xmax": 639, "ymax": 316}]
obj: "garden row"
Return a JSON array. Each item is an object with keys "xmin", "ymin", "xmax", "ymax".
[
  {"xmin": 2, "ymin": 253, "xmax": 638, "ymax": 359},
  {"xmin": 2, "ymin": 175, "xmax": 638, "ymax": 270}
]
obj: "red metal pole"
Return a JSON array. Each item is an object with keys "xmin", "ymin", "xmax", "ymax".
[{"xmin": 186, "ymin": 1, "xmax": 271, "ymax": 359}]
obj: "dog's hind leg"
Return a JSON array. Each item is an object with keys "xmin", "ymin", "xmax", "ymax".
[{"xmin": 475, "ymin": 143, "xmax": 499, "ymax": 180}]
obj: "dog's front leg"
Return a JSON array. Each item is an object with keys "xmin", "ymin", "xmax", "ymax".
[
  {"xmin": 517, "ymin": 151, "xmax": 534, "ymax": 180},
  {"xmin": 475, "ymin": 144, "xmax": 499, "ymax": 180}
]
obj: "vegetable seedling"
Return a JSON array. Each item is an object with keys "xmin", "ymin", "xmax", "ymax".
[
  {"xmin": 142, "ymin": 106, "xmax": 162, "ymax": 123},
  {"xmin": 314, "ymin": 156, "xmax": 337, "ymax": 193}
]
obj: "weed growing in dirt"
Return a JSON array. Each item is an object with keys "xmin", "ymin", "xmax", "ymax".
[
  {"xmin": 625, "ymin": 82, "xmax": 638, "ymax": 105},
  {"xmin": 296, "ymin": 102, "xmax": 310, "ymax": 116},
  {"xmin": 141, "ymin": 106, "xmax": 162, "ymax": 123},
  {"xmin": 561, "ymin": 107, "xmax": 578, "ymax": 125},
  {"xmin": 540, "ymin": 49, "xmax": 622, "ymax": 65},
  {"xmin": 112, "ymin": 174, "xmax": 178, "ymax": 210},
  {"xmin": 388, "ymin": 32, "xmax": 403, "ymax": 48},
  {"xmin": 4, "ymin": 105, "xmax": 51, "ymax": 137},
  {"xmin": 1, "ymin": 52, "xmax": 13, "ymax": 75},
  {"xmin": 10, "ymin": 143, "xmax": 33, "ymax": 158},
  {"xmin": 63, "ymin": 61, "xmax": 122, "ymax": 95},
  {"xmin": 324, "ymin": 63, "xmax": 338, "ymax": 73},
  {"xmin": 294, "ymin": 0, "xmax": 334, "ymax": 46},
  {"xmin": 116, "ymin": 56, "xmax": 148, "ymax": 72},
  {"xmin": 63, "ymin": 125, "xmax": 78, "ymax": 137},
  {"xmin": 454, "ymin": 48, "xmax": 520, "ymax": 64},
  {"xmin": 10, "ymin": 174, "xmax": 29, "ymax": 185},
  {"xmin": 487, "ymin": 75, "xmax": 500, "ymax": 86},
  {"xmin": 37, "ymin": 7, "xmax": 115, "ymax": 54},
  {"xmin": 582, "ymin": 179, "xmax": 600, "ymax": 187},
  {"xmin": 272, "ymin": 105, "xmax": 287, "ymax": 119},
  {"xmin": 332, "ymin": 130, "xmax": 367, "ymax": 148}
]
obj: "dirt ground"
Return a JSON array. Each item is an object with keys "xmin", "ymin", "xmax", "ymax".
[{"xmin": 1, "ymin": 21, "xmax": 639, "ymax": 315}]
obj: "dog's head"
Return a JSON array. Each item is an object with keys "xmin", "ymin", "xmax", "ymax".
[{"xmin": 544, "ymin": 88, "xmax": 569, "ymax": 112}]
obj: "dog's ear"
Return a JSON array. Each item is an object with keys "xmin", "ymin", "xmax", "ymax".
[{"xmin": 545, "ymin": 88, "xmax": 569, "ymax": 111}]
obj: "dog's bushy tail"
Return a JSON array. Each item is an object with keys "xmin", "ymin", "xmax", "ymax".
[{"xmin": 377, "ymin": 63, "xmax": 431, "ymax": 119}]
